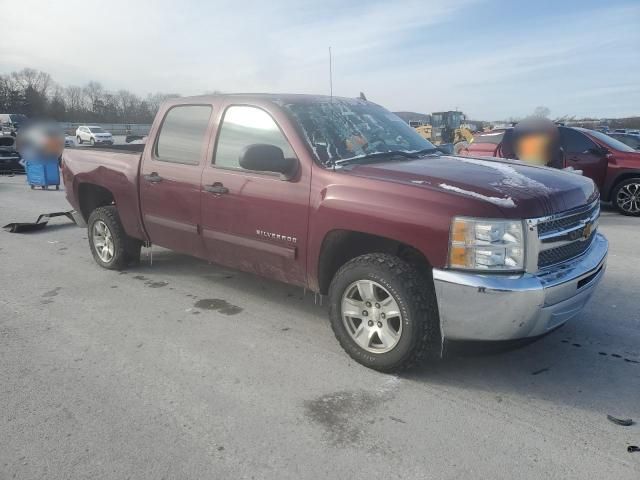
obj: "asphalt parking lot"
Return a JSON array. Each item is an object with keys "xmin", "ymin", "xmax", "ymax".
[{"xmin": 1, "ymin": 174, "xmax": 639, "ymax": 479}]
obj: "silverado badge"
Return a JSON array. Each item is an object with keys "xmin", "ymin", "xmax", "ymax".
[{"xmin": 256, "ymin": 229, "xmax": 297, "ymax": 244}]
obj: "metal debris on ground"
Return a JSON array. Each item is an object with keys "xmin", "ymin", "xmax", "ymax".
[
  {"xmin": 606, "ymin": 415, "xmax": 634, "ymax": 427},
  {"xmin": 3, "ymin": 210, "xmax": 80, "ymax": 233},
  {"xmin": 628, "ymin": 446, "xmax": 640, "ymax": 453}
]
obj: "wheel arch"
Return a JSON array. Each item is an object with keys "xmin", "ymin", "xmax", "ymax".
[
  {"xmin": 77, "ymin": 183, "xmax": 115, "ymax": 222},
  {"xmin": 316, "ymin": 229, "xmax": 433, "ymax": 295},
  {"xmin": 604, "ymin": 170, "xmax": 640, "ymax": 201}
]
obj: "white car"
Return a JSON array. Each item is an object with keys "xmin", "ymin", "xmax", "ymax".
[{"xmin": 75, "ymin": 125, "xmax": 113, "ymax": 146}]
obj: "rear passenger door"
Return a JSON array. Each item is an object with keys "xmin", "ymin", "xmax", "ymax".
[
  {"xmin": 559, "ymin": 127, "xmax": 608, "ymax": 189},
  {"xmin": 200, "ymin": 104, "xmax": 311, "ymax": 286},
  {"xmin": 139, "ymin": 104, "xmax": 213, "ymax": 258}
]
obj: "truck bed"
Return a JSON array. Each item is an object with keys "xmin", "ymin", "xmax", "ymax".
[
  {"xmin": 61, "ymin": 146, "xmax": 145, "ymax": 240},
  {"xmin": 72, "ymin": 143, "xmax": 146, "ymax": 154}
]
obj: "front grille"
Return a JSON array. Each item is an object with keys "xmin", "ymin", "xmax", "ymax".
[
  {"xmin": 538, "ymin": 232, "xmax": 596, "ymax": 268},
  {"xmin": 536, "ymin": 201, "xmax": 599, "ymax": 269},
  {"xmin": 537, "ymin": 203, "xmax": 599, "ymax": 235}
]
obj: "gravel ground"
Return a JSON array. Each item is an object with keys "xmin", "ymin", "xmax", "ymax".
[{"xmin": 1, "ymin": 174, "xmax": 639, "ymax": 479}]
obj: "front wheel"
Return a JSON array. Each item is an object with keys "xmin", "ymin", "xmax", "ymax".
[
  {"xmin": 87, "ymin": 206, "xmax": 142, "ymax": 270},
  {"xmin": 328, "ymin": 253, "xmax": 440, "ymax": 372},
  {"xmin": 612, "ymin": 178, "xmax": 640, "ymax": 216},
  {"xmin": 77, "ymin": 136, "xmax": 82, "ymax": 144},
  {"xmin": 90, "ymin": 137, "xmax": 95, "ymax": 146}
]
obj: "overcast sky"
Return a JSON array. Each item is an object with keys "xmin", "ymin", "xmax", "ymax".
[{"xmin": 2, "ymin": 0, "xmax": 639, "ymax": 119}]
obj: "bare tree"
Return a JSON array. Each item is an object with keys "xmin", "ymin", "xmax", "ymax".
[
  {"xmin": 532, "ymin": 106, "xmax": 551, "ymax": 118},
  {"xmin": 10, "ymin": 68, "xmax": 52, "ymax": 97},
  {"xmin": 145, "ymin": 92, "xmax": 181, "ymax": 114},
  {"xmin": 64, "ymin": 86, "xmax": 86, "ymax": 112},
  {"xmin": 116, "ymin": 89, "xmax": 139, "ymax": 121},
  {"xmin": 83, "ymin": 81, "xmax": 104, "ymax": 113}
]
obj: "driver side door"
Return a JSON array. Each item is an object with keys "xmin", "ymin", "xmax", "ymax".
[
  {"xmin": 200, "ymin": 104, "xmax": 311, "ymax": 286},
  {"xmin": 559, "ymin": 127, "xmax": 608, "ymax": 189}
]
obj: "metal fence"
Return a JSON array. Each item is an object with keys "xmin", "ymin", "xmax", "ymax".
[{"xmin": 57, "ymin": 123, "xmax": 152, "ymax": 136}]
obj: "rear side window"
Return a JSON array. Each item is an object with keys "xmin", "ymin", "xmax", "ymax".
[
  {"xmin": 155, "ymin": 105, "xmax": 212, "ymax": 165},
  {"xmin": 559, "ymin": 128, "xmax": 596, "ymax": 153},
  {"xmin": 612, "ymin": 134, "xmax": 640, "ymax": 150},
  {"xmin": 214, "ymin": 106, "xmax": 296, "ymax": 170}
]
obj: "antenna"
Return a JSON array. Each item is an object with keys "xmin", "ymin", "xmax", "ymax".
[{"xmin": 329, "ymin": 46, "xmax": 333, "ymax": 100}]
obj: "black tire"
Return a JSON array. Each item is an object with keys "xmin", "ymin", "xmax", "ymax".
[
  {"xmin": 612, "ymin": 178, "xmax": 640, "ymax": 216},
  {"xmin": 90, "ymin": 138, "xmax": 95, "ymax": 146},
  {"xmin": 328, "ymin": 253, "xmax": 440, "ymax": 372},
  {"xmin": 87, "ymin": 206, "xmax": 142, "ymax": 270},
  {"xmin": 77, "ymin": 136, "xmax": 82, "ymax": 145}
]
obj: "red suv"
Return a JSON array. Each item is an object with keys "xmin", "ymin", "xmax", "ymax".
[{"xmin": 462, "ymin": 126, "xmax": 640, "ymax": 216}]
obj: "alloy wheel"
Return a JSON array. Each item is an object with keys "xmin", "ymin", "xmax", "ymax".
[
  {"xmin": 341, "ymin": 280, "xmax": 403, "ymax": 354},
  {"xmin": 92, "ymin": 220, "xmax": 114, "ymax": 263},
  {"xmin": 616, "ymin": 182, "xmax": 640, "ymax": 214}
]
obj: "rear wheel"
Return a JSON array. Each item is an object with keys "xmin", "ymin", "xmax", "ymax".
[
  {"xmin": 328, "ymin": 253, "xmax": 440, "ymax": 372},
  {"xmin": 77, "ymin": 136, "xmax": 82, "ymax": 144},
  {"xmin": 612, "ymin": 178, "xmax": 640, "ymax": 216},
  {"xmin": 88, "ymin": 206, "xmax": 142, "ymax": 270}
]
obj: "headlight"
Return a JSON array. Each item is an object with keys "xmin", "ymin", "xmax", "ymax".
[{"xmin": 448, "ymin": 217, "xmax": 525, "ymax": 271}]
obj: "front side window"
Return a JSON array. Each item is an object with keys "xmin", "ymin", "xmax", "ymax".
[
  {"xmin": 214, "ymin": 106, "xmax": 296, "ymax": 170},
  {"xmin": 560, "ymin": 128, "xmax": 596, "ymax": 153},
  {"xmin": 155, "ymin": 105, "xmax": 212, "ymax": 165}
]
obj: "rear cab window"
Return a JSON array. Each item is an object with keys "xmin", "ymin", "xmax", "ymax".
[
  {"xmin": 155, "ymin": 105, "xmax": 212, "ymax": 165},
  {"xmin": 213, "ymin": 105, "xmax": 296, "ymax": 171}
]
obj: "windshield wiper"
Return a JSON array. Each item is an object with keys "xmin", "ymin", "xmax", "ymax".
[
  {"xmin": 334, "ymin": 150, "xmax": 421, "ymax": 166},
  {"xmin": 413, "ymin": 147, "xmax": 440, "ymax": 155}
]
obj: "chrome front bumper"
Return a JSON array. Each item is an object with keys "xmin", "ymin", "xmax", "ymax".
[{"xmin": 433, "ymin": 233, "xmax": 608, "ymax": 341}]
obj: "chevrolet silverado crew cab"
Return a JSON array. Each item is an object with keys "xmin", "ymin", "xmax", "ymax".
[{"xmin": 62, "ymin": 94, "xmax": 608, "ymax": 372}]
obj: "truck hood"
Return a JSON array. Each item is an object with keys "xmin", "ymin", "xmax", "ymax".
[{"xmin": 342, "ymin": 155, "xmax": 597, "ymax": 217}]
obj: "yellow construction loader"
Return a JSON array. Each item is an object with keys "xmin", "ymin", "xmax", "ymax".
[{"xmin": 413, "ymin": 124, "xmax": 474, "ymax": 154}]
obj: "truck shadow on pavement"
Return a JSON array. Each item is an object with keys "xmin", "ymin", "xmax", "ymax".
[{"xmin": 127, "ymin": 249, "xmax": 639, "ymax": 418}]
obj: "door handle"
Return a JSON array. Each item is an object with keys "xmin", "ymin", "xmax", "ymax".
[
  {"xmin": 204, "ymin": 183, "xmax": 229, "ymax": 195},
  {"xmin": 143, "ymin": 172, "xmax": 163, "ymax": 183}
]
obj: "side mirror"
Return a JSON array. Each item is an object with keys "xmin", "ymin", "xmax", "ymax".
[{"xmin": 239, "ymin": 144, "xmax": 298, "ymax": 180}]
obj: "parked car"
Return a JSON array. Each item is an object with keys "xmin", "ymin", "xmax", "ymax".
[
  {"xmin": 0, "ymin": 113, "xmax": 28, "ymax": 135},
  {"xmin": 608, "ymin": 133, "xmax": 640, "ymax": 151},
  {"xmin": 75, "ymin": 126, "xmax": 113, "ymax": 146},
  {"xmin": 461, "ymin": 126, "xmax": 640, "ymax": 216},
  {"xmin": 64, "ymin": 136, "xmax": 75, "ymax": 148},
  {"xmin": 0, "ymin": 134, "xmax": 23, "ymax": 173},
  {"xmin": 62, "ymin": 94, "xmax": 607, "ymax": 372}
]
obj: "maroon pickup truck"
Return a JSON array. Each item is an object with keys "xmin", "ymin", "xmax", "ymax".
[{"xmin": 62, "ymin": 94, "xmax": 608, "ymax": 372}]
